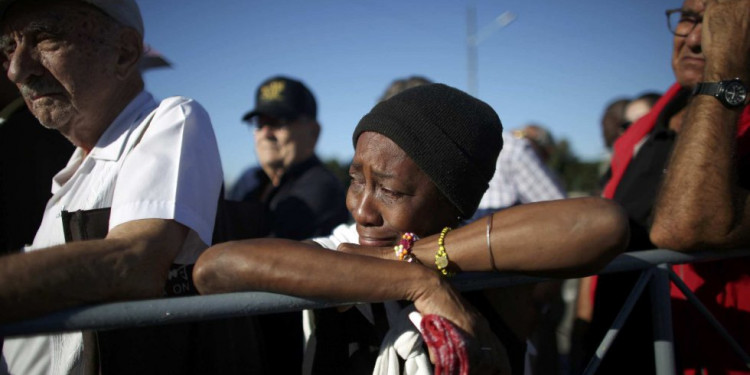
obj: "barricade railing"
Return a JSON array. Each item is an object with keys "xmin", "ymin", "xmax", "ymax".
[
  {"xmin": 582, "ymin": 248, "xmax": 750, "ymax": 374},
  {"xmin": 2, "ymin": 248, "xmax": 749, "ymax": 374}
]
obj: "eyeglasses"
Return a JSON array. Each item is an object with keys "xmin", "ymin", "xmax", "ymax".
[{"xmin": 666, "ymin": 9, "xmax": 702, "ymax": 37}]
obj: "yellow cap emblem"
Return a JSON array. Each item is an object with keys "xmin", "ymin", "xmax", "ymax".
[{"xmin": 260, "ymin": 80, "xmax": 285, "ymax": 102}]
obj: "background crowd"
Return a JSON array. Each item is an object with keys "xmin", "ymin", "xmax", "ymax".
[{"xmin": 1, "ymin": 0, "xmax": 750, "ymax": 375}]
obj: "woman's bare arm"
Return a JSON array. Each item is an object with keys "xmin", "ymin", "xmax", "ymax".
[
  {"xmin": 194, "ymin": 238, "xmax": 488, "ymax": 342},
  {"xmin": 341, "ymin": 197, "xmax": 629, "ymax": 278}
]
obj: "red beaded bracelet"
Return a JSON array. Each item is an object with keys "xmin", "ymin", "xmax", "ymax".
[{"xmin": 394, "ymin": 232, "xmax": 419, "ymax": 263}]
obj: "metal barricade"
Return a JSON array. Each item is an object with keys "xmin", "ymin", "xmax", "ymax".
[
  {"xmin": 2, "ymin": 248, "xmax": 750, "ymax": 374},
  {"xmin": 582, "ymin": 249, "xmax": 750, "ymax": 374}
]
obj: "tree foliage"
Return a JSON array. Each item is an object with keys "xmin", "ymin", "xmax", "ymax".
[
  {"xmin": 323, "ymin": 158, "xmax": 351, "ymax": 190},
  {"xmin": 547, "ymin": 139, "xmax": 602, "ymax": 196}
]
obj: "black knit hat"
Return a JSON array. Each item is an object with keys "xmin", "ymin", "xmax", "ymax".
[{"xmin": 353, "ymin": 83, "xmax": 503, "ymax": 218}]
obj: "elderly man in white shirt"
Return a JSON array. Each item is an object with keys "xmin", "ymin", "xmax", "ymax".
[{"xmin": 0, "ymin": 1, "xmax": 222, "ymax": 374}]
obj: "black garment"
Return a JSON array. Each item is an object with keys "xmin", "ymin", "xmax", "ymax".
[
  {"xmin": 312, "ymin": 295, "xmax": 527, "ymax": 375},
  {"xmin": 312, "ymin": 304, "xmax": 391, "ymax": 375},
  {"xmin": 0, "ymin": 104, "xmax": 74, "ymax": 254},
  {"xmin": 584, "ymin": 91, "xmax": 685, "ymax": 375},
  {"xmin": 237, "ymin": 155, "xmax": 349, "ymax": 375},
  {"xmin": 465, "ymin": 292, "xmax": 527, "ymax": 375},
  {"xmin": 238, "ymin": 155, "xmax": 349, "ymax": 240},
  {"xmin": 585, "ymin": 89, "xmax": 750, "ymax": 374}
]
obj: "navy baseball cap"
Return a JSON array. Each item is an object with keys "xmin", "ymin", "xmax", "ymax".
[{"xmin": 242, "ymin": 76, "xmax": 317, "ymax": 122}]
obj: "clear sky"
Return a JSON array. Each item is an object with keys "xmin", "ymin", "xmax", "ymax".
[{"xmin": 137, "ymin": 0, "xmax": 679, "ymax": 185}]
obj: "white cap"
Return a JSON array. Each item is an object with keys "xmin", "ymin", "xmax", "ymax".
[{"xmin": 1, "ymin": 0, "xmax": 144, "ymax": 38}]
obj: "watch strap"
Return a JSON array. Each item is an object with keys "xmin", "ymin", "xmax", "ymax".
[
  {"xmin": 692, "ymin": 78, "xmax": 748, "ymax": 108},
  {"xmin": 693, "ymin": 82, "xmax": 721, "ymax": 98}
]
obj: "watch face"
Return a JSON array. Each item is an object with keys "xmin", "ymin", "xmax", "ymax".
[{"xmin": 724, "ymin": 80, "xmax": 748, "ymax": 107}]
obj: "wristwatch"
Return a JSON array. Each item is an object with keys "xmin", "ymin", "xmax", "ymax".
[{"xmin": 692, "ymin": 78, "xmax": 748, "ymax": 108}]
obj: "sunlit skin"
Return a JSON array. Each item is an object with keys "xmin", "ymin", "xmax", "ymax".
[
  {"xmin": 0, "ymin": 0, "xmax": 141, "ymax": 152},
  {"xmin": 624, "ymin": 99, "xmax": 652, "ymax": 124},
  {"xmin": 651, "ymin": 0, "xmax": 750, "ymax": 250},
  {"xmin": 193, "ymin": 128, "xmax": 629, "ymax": 373},
  {"xmin": 195, "ymin": 86, "xmax": 629, "ymax": 374},
  {"xmin": 253, "ymin": 114, "xmax": 319, "ymax": 186},
  {"xmin": 0, "ymin": 0, "xmax": 198, "ymax": 331},
  {"xmin": 672, "ymin": 0, "xmax": 706, "ymax": 89},
  {"xmin": 347, "ymin": 131, "xmax": 461, "ymax": 247}
]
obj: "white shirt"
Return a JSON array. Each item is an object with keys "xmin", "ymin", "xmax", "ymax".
[
  {"xmin": 2, "ymin": 91, "xmax": 223, "ymax": 375},
  {"xmin": 476, "ymin": 132, "xmax": 565, "ymax": 213}
]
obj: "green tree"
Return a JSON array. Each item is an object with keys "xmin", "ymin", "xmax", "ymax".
[
  {"xmin": 323, "ymin": 158, "xmax": 351, "ymax": 189},
  {"xmin": 547, "ymin": 139, "xmax": 601, "ymax": 196}
]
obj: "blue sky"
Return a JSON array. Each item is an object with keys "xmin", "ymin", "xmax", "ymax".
[{"xmin": 137, "ymin": 0, "xmax": 678, "ymax": 185}]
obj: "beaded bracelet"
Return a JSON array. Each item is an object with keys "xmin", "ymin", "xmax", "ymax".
[
  {"xmin": 435, "ymin": 226, "xmax": 454, "ymax": 277},
  {"xmin": 394, "ymin": 232, "xmax": 418, "ymax": 263}
]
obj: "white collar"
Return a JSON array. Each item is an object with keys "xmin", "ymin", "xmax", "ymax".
[
  {"xmin": 87, "ymin": 91, "xmax": 158, "ymax": 162},
  {"xmin": 51, "ymin": 91, "xmax": 157, "ymax": 192}
]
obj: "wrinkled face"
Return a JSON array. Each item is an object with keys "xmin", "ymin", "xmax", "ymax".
[
  {"xmin": 253, "ymin": 114, "xmax": 317, "ymax": 172},
  {"xmin": 347, "ymin": 131, "xmax": 460, "ymax": 247},
  {"xmin": 672, "ymin": 0, "xmax": 706, "ymax": 89},
  {"xmin": 0, "ymin": 1, "xmax": 120, "ymax": 132}
]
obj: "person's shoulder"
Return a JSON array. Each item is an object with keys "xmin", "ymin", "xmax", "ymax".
[
  {"xmin": 292, "ymin": 157, "xmax": 343, "ymax": 185},
  {"xmin": 227, "ymin": 166, "xmax": 266, "ymax": 201},
  {"xmin": 295, "ymin": 163, "xmax": 345, "ymax": 197},
  {"xmin": 155, "ymin": 96, "xmax": 208, "ymax": 116},
  {"xmin": 143, "ymin": 94, "xmax": 219, "ymax": 162},
  {"xmin": 308, "ymin": 162, "xmax": 344, "ymax": 183},
  {"xmin": 157, "ymin": 95, "xmax": 199, "ymax": 107},
  {"xmin": 498, "ymin": 131, "xmax": 531, "ymax": 161},
  {"xmin": 148, "ymin": 96, "xmax": 213, "ymax": 134}
]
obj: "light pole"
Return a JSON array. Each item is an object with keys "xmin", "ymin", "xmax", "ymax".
[{"xmin": 467, "ymin": 7, "xmax": 516, "ymax": 97}]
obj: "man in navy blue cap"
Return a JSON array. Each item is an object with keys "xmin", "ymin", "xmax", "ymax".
[
  {"xmin": 229, "ymin": 76, "xmax": 349, "ymax": 373},
  {"xmin": 230, "ymin": 76, "xmax": 348, "ymax": 239}
]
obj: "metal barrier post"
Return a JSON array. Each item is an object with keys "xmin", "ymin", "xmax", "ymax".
[
  {"xmin": 582, "ymin": 269, "xmax": 654, "ymax": 375},
  {"xmin": 650, "ymin": 264, "xmax": 676, "ymax": 375}
]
